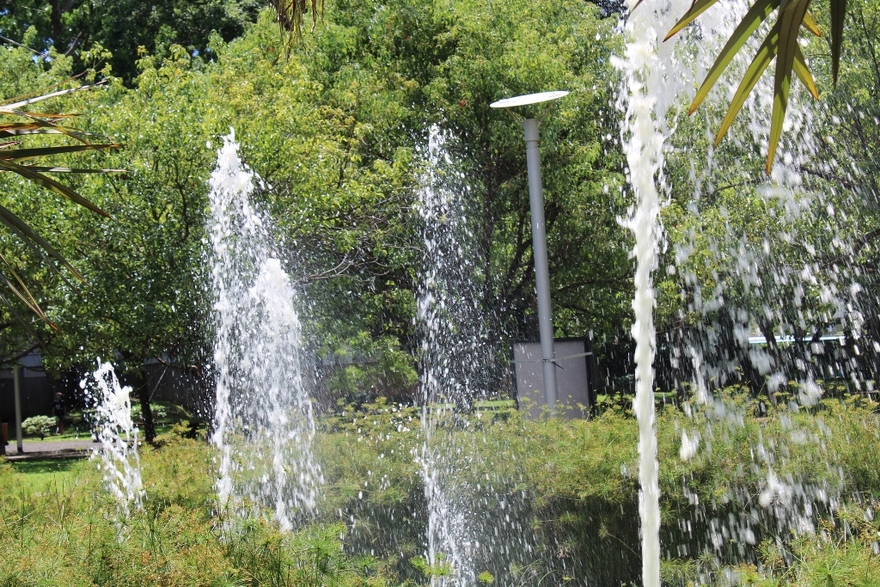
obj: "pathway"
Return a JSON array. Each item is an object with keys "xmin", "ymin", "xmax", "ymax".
[{"xmin": 2, "ymin": 438, "xmax": 96, "ymax": 461}]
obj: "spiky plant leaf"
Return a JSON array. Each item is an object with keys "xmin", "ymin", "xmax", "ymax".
[
  {"xmin": 0, "ymin": 158, "xmax": 109, "ymax": 216},
  {"xmin": 0, "ymin": 204, "xmax": 85, "ymax": 283},
  {"xmin": 830, "ymin": 0, "xmax": 847, "ymax": 82},
  {"xmin": 715, "ymin": 26, "xmax": 779, "ymax": 146},
  {"xmin": 0, "ymin": 87, "xmax": 119, "ymax": 329},
  {"xmin": 767, "ymin": 0, "xmax": 813, "ymax": 171},
  {"xmin": 666, "ymin": 0, "xmax": 834, "ymax": 172},
  {"xmin": 802, "ymin": 11, "xmax": 822, "ymax": 35},
  {"xmin": 688, "ymin": 0, "xmax": 779, "ymax": 114},
  {"xmin": 1, "ymin": 143, "xmax": 120, "ymax": 162},
  {"xmin": 0, "ymin": 249, "xmax": 58, "ymax": 333},
  {"xmin": 665, "ymin": 0, "xmax": 725, "ymax": 40},
  {"xmin": 793, "ymin": 44, "xmax": 819, "ymax": 99}
]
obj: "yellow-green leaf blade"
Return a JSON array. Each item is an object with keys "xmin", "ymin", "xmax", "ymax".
[
  {"xmin": 0, "ymin": 204, "xmax": 86, "ymax": 283},
  {"xmin": 715, "ymin": 27, "xmax": 778, "ymax": 147},
  {"xmin": 830, "ymin": 0, "xmax": 847, "ymax": 82},
  {"xmin": 802, "ymin": 11, "xmax": 821, "ymax": 36},
  {"xmin": 0, "ymin": 143, "xmax": 121, "ymax": 162},
  {"xmin": 793, "ymin": 44, "xmax": 818, "ymax": 99},
  {"xmin": 0, "ymin": 159, "xmax": 110, "ymax": 217},
  {"xmin": 767, "ymin": 0, "xmax": 812, "ymax": 172},
  {"xmin": 665, "ymin": 0, "xmax": 724, "ymax": 41},
  {"xmin": 689, "ymin": 0, "xmax": 780, "ymax": 114}
]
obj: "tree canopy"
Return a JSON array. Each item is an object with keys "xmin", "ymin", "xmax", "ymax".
[{"xmin": 0, "ymin": 0, "xmax": 878, "ymax": 402}]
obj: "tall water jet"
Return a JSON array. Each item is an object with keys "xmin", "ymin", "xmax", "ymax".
[
  {"xmin": 208, "ymin": 131, "xmax": 322, "ymax": 532},
  {"xmin": 82, "ymin": 361, "xmax": 144, "ymax": 518},
  {"xmin": 417, "ymin": 126, "xmax": 486, "ymax": 586},
  {"xmin": 618, "ymin": 0, "xmax": 861, "ymax": 582},
  {"xmin": 617, "ymin": 0, "xmax": 698, "ymax": 584}
]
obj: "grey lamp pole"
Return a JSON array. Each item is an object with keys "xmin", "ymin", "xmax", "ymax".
[
  {"xmin": 14, "ymin": 364, "xmax": 23, "ymax": 454},
  {"xmin": 490, "ymin": 90, "xmax": 568, "ymax": 411}
]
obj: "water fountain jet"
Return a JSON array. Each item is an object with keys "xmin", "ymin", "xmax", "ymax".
[{"xmin": 208, "ymin": 131, "xmax": 323, "ymax": 533}]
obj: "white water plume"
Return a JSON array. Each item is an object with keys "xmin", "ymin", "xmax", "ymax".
[
  {"xmin": 208, "ymin": 131, "xmax": 322, "ymax": 533},
  {"xmin": 618, "ymin": 1, "xmax": 693, "ymax": 584},
  {"xmin": 618, "ymin": 0, "xmax": 858, "ymax": 583},
  {"xmin": 83, "ymin": 361, "xmax": 144, "ymax": 518},
  {"xmin": 417, "ymin": 126, "xmax": 484, "ymax": 587}
]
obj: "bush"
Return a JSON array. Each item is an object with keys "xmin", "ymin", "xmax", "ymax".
[{"xmin": 22, "ymin": 415, "xmax": 56, "ymax": 439}]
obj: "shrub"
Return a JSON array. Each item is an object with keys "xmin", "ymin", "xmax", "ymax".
[{"xmin": 22, "ymin": 415, "xmax": 56, "ymax": 439}]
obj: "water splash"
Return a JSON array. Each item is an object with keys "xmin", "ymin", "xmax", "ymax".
[
  {"xmin": 82, "ymin": 361, "xmax": 144, "ymax": 517},
  {"xmin": 417, "ymin": 126, "xmax": 486, "ymax": 587},
  {"xmin": 208, "ymin": 130, "xmax": 322, "ymax": 532},
  {"xmin": 617, "ymin": 0, "xmax": 859, "ymax": 582},
  {"xmin": 617, "ymin": 1, "xmax": 693, "ymax": 583}
]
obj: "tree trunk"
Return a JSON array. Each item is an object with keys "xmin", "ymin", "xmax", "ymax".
[
  {"xmin": 137, "ymin": 381, "xmax": 157, "ymax": 444},
  {"xmin": 49, "ymin": 0, "xmax": 64, "ymax": 45}
]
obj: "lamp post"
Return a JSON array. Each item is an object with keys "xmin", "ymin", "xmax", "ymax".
[
  {"xmin": 14, "ymin": 364, "xmax": 22, "ymax": 454},
  {"xmin": 490, "ymin": 90, "xmax": 568, "ymax": 411}
]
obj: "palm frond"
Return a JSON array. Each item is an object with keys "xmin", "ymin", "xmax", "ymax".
[
  {"xmin": 665, "ymin": 0, "xmax": 840, "ymax": 172},
  {"xmin": 0, "ymin": 87, "xmax": 120, "ymax": 328}
]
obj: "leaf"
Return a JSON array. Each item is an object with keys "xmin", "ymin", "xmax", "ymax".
[
  {"xmin": 793, "ymin": 44, "xmax": 818, "ymax": 99},
  {"xmin": 767, "ymin": 0, "xmax": 812, "ymax": 172},
  {"xmin": 687, "ymin": 0, "xmax": 779, "ymax": 114},
  {"xmin": 0, "ymin": 204, "xmax": 86, "ymax": 284},
  {"xmin": 0, "ymin": 85, "xmax": 98, "ymax": 112},
  {"xmin": 830, "ymin": 0, "xmax": 847, "ymax": 82},
  {"xmin": 15, "ymin": 116, "xmax": 96, "ymax": 144},
  {"xmin": 0, "ymin": 86, "xmax": 120, "ymax": 330},
  {"xmin": 666, "ymin": 0, "xmax": 838, "ymax": 171},
  {"xmin": 0, "ymin": 159, "xmax": 110, "ymax": 217},
  {"xmin": 16, "ymin": 166, "xmax": 127, "ymax": 174},
  {"xmin": 0, "ymin": 250, "xmax": 56, "ymax": 333},
  {"xmin": 0, "ymin": 143, "xmax": 121, "ymax": 162},
  {"xmin": 276, "ymin": 0, "xmax": 325, "ymax": 55},
  {"xmin": 665, "ymin": 0, "xmax": 724, "ymax": 41},
  {"xmin": 0, "ymin": 123, "xmax": 65, "ymax": 138},
  {"xmin": 714, "ymin": 26, "xmax": 779, "ymax": 147},
  {"xmin": 801, "ymin": 11, "xmax": 821, "ymax": 36}
]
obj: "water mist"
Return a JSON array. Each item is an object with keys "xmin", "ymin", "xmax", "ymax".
[
  {"xmin": 208, "ymin": 131, "xmax": 322, "ymax": 533},
  {"xmin": 82, "ymin": 361, "xmax": 144, "ymax": 518}
]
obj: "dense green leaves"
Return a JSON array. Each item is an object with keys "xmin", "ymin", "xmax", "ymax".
[{"xmin": 0, "ymin": 0, "xmax": 264, "ymax": 84}]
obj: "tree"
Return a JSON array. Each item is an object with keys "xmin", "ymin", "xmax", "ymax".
[
  {"xmin": 1, "ymin": 1, "xmax": 263, "ymax": 84},
  {"xmin": 0, "ymin": 1, "xmax": 631, "ymax": 409}
]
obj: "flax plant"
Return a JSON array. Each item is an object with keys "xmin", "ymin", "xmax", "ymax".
[
  {"xmin": 662, "ymin": 0, "xmax": 847, "ymax": 172},
  {"xmin": 0, "ymin": 85, "xmax": 120, "ymax": 329}
]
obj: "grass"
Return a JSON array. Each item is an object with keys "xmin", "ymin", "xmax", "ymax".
[
  {"xmin": 6, "ymin": 458, "xmax": 83, "ymax": 493},
  {"xmin": 1, "ymin": 390, "xmax": 878, "ymax": 586}
]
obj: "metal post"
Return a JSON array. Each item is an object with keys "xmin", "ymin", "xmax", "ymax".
[
  {"xmin": 14, "ymin": 364, "xmax": 23, "ymax": 454},
  {"xmin": 523, "ymin": 118, "xmax": 558, "ymax": 410}
]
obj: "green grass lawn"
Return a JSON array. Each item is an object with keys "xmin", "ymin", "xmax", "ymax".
[{"xmin": 7, "ymin": 458, "xmax": 84, "ymax": 494}]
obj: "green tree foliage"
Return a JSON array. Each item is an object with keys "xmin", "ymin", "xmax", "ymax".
[
  {"xmin": 0, "ymin": 0, "xmax": 263, "ymax": 84},
  {"xmin": 290, "ymin": 0, "xmax": 628, "ymax": 394},
  {"xmin": 3, "ymin": 0, "xmax": 626, "ymax": 402}
]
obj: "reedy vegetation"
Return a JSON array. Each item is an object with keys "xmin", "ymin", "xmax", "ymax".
[{"xmin": 2, "ymin": 393, "xmax": 879, "ymax": 586}]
